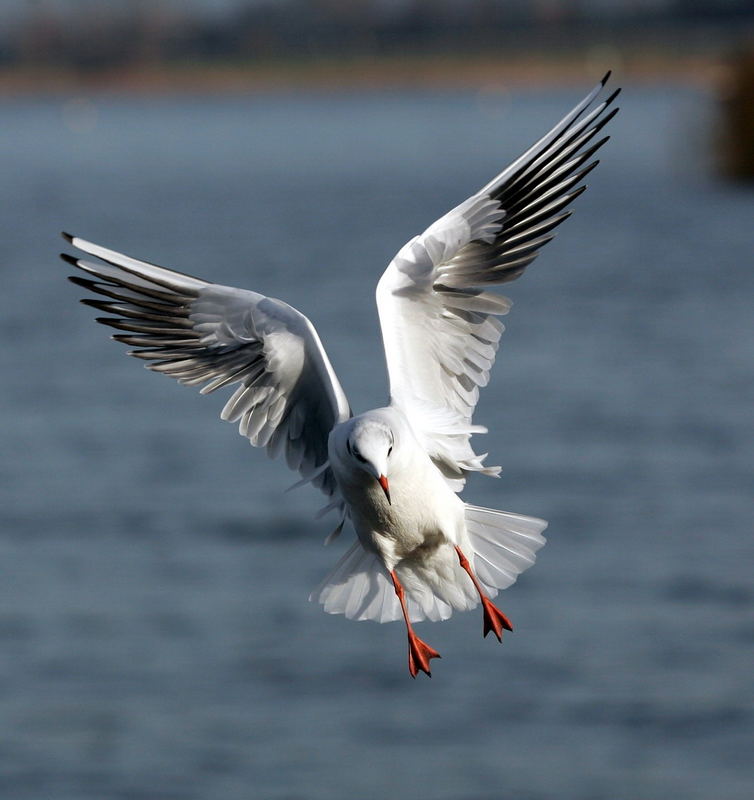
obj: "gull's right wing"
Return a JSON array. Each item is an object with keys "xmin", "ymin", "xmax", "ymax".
[{"xmin": 63, "ymin": 235, "xmax": 351, "ymax": 501}]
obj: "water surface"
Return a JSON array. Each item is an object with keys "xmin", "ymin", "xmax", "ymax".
[{"xmin": 0, "ymin": 85, "xmax": 752, "ymax": 799}]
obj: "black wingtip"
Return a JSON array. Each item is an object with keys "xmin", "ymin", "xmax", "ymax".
[
  {"xmin": 60, "ymin": 252, "xmax": 78, "ymax": 266},
  {"xmin": 61, "ymin": 231, "xmax": 74, "ymax": 243},
  {"xmin": 602, "ymin": 107, "xmax": 620, "ymax": 127},
  {"xmin": 570, "ymin": 184, "xmax": 589, "ymax": 201},
  {"xmin": 68, "ymin": 275, "xmax": 93, "ymax": 289},
  {"xmin": 605, "ymin": 87, "xmax": 622, "ymax": 106},
  {"xmin": 593, "ymin": 135, "xmax": 611, "ymax": 152},
  {"xmin": 601, "ymin": 70, "xmax": 612, "ymax": 87},
  {"xmin": 80, "ymin": 298, "xmax": 108, "ymax": 311}
]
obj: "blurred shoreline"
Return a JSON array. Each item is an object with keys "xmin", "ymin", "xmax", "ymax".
[{"xmin": 0, "ymin": 50, "xmax": 725, "ymax": 96}]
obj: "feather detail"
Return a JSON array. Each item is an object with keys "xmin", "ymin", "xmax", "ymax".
[
  {"xmin": 63, "ymin": 234, "xmax": 351, "ymax": 501},
  {"xmin": 376, "ymin": 74, "xmax": 618, "ymax": 488}
]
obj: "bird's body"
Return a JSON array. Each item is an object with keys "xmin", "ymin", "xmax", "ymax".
[
  {"xmin": 328, "ymin": 407, "xmax": 479, "ymax": 632},
  {"xmin": 330, "ymin": 407, "xmax": 464, "ymax": 569},
  {"xmin": 63, "ymin": 74, "xmax": 619, "ymax": 677}
]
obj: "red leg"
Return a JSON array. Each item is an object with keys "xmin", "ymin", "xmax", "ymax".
[
  {"xmin": 390, "ymin": 570, "xmax": 441, "ymax": 678},
  {"xmin": 455, "ymin": 545, "xmax": 513, "ymax": 642}
]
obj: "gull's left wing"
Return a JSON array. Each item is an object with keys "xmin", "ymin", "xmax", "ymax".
[
  {"xmin": 62, "ymin": 235, "xmax": 351, "ymax": 505},
  {"xmin": 376, "ymin": 73, "xmax": 619, "ymax": 488}
]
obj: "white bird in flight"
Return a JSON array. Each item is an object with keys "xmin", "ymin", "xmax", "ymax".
[{"xmin": 63, "ymin": 73, "xmax": 619, "ymax": 678}]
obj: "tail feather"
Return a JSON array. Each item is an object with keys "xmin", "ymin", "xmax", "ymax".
[
  {"xmin": 308, "ymin": 540, "xmax": 455, "ymax": 623},
  {"xmin": 309, "ymin": 541, "xmax": 402, "ymax": 623},
  {"xmin": 465, "ymin": 504, "xmax": 548, "ymax": 597},
  {"xmin": 310, "ymin": 504, "xmax": 547, "ymax": 624}
]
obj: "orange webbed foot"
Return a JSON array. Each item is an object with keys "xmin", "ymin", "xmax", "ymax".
[
  {"xmin": 481, "ymin": 596, "xmax": 513, "ymax": 642},
  {"xmin": 407, "ymin": 632, "xmax": 441, "ymax": 678}
]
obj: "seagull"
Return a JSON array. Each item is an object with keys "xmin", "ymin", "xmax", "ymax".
[{"xmin": 63, "ymin": 73, "xmax": 619, "ymax": 678}]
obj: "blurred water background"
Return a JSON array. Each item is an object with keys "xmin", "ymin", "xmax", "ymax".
[{"xmin": 1, "ymin": 5, "xmax": 754, "ymax": 799}]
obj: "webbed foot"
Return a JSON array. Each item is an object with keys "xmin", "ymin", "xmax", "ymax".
[
  {"xmin": 481, "ymin": 596, "xmax": 513, "ymax": 642},
  {"xmin": 407, "ymin": 632, "xmax": 441, "ymax": 678}
]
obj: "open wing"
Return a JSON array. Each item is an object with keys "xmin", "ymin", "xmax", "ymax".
[
  {"xmin": 63, "ymin": 235, "xmax": 351, "ymax": 501},
  {"xmin": 376, "ymin": 73, "xmax": 619, "ymax": 487}
]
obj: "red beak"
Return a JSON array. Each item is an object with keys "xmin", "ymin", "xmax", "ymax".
[{"xmin": 378, "ymin": 474, "xmax": 391, "ymax": 505}]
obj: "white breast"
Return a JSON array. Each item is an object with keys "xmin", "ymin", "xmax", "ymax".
[{"xmin": 336, "ymin": 437, "xmax": 466, "ymax": 571}]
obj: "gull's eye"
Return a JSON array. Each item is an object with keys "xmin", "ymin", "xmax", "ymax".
[{"xmin": 347, "ymin": 439, "xmax": 367, "ymax": 463}]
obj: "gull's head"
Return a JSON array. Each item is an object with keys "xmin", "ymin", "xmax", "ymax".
[{"xmin": 345, "ymin": 419, "xmax": 395, "ymax": 504}]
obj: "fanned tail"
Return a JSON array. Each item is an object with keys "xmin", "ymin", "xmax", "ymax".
[
  {"xmin": 310, "ymin": 504, "xmax": 546, "ymax": 624},
  {"xmin": 309, "ymin": 540, "xmax": 456, "ymax": 624},
  {"xmin": 309, "ymin": 542, "xmax": 401, "ymax": 623},
  {"xmin": 463, "ymin": 504, "xmax": 548, "ymax": 597}
]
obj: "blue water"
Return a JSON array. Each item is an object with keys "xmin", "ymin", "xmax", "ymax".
[{"xmin": 0, "ymin": 85, "xmax": 752, "ymax": 800}]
